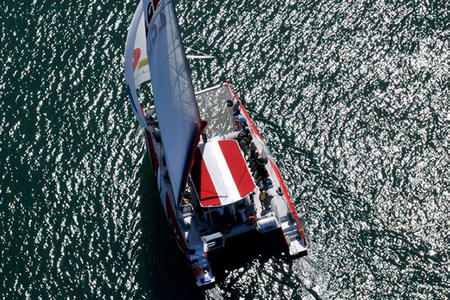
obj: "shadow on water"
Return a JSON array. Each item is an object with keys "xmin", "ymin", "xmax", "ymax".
[
  {"xmin": 134, "ymin": 154, "xmax": 300, "ymax": 298},
  {"xmin": 207, "ymin": 229, "xmax": 292, "ymax": 283},
  {"xmin": 134, "ymin": 154, "xmax": 205, "ymax": 300}
]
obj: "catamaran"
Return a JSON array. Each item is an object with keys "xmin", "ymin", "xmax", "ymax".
[{"xmin": 124, "ymin": 0, "xmax": 307, "ymax": 286}]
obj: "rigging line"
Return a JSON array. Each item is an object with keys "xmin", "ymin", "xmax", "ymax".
[{"xmin": 186, "ymin": 47, "xmax": 216, "ymax": 60}]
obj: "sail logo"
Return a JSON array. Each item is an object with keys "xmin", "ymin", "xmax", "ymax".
[
  {"xmin": 132, "ymin": 48, "xmax": 149, "ymax": 73},
  {"xmin": 132, "ymin": 48, "xmax": 141, "ymax": 71},
  {"xmin": 145, "ymin": 0, "xmax": 159, "ymax": 33},
  {"xmin": 143, "ymin": 0, "xmax": 167, "ymax": 49}
]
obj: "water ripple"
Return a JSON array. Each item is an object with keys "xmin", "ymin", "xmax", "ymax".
[{"xmin": 0, "ymin": 0, "xmax": 448, "ymax": 299}]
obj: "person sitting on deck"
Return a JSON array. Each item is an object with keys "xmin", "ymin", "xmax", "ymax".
[
  {"xmin": 250, "ymin": 153, "xmax": 260, "ymax": 172},
  {"xmin": 238, "ymin": 127, "xmax": 250, "ymax": 140},
  {"xmin": 251, "ymin": 155, "xmax": 268, "ymax": 173},
  {"xmin": 248, "ymin": 143, "xmax": 258, "ymax": 162},
  {"xmin": 256, "ymin": 164, "xmax": 269, "ymax": 184},
  {"xmin": 262, "ymin": 178, "xmax": 273, "ymax": 190},
  {"xmin": 234, "ymin": 114, "xmax": 247, "ymax": 130},
  {"xmin": 232, "ymin": 102, "xmax": 240, "ymax": 116},
  {"xmin": 259, "ymin": 188, "xmax": 268, "ymax": 209},
  {"xmin": 238, "ymin": 128, "xmax": 252, "ymax": 154}
]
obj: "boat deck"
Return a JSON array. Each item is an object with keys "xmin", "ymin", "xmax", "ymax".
[
  {"xmin": 191, "ymin": 85, "xmax": 302, "ymax": 241},
  {"xmin": 196, "ymin": 86, "xmax": 236, "ymax": 139}
]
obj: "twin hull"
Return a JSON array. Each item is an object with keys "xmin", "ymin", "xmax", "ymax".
[{"xmin": 142, "ymin": 83, "xmax": 307, "ymax": 286}]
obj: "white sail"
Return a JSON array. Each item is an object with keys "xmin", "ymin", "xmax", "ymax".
[
  {"xmin": 124, "ymin": 0, "xmax": 152, "ymax": 131},
  {"xmin": 143, "ymin": 0, "xmax": 204, "ymax": 201}
]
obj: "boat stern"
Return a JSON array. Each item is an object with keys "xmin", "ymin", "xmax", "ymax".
[
  {"xmin": 287, "ymin": 236, "xmax": 308, "ymax": 256},
  {"xmin": 193, "ymin": 266, "xmax": 215, "ymax": 287},
  {"xmin": 281, "ymin": 218, "xmax": 308, "ymax": 256},
  {"xmin": 188, "ymin": 246, "xmax": 215, "ymax": 287}
]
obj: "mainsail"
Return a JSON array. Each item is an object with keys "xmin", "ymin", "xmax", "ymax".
[
  {"xmin": 143, "ymin": 0, "xmax": 204, "ymax": 201},
  {"xmin": 124, "ymin": 0, "xmax": 152, "ymax": 131}
]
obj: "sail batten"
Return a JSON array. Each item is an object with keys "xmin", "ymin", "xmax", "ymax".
[{"xmin": 143, "ymin": 0, "xmax": 203, "ymax": 202}]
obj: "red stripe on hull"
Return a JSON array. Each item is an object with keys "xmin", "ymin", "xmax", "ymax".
[
  {"xmin": 270, "ymin": 160, "xmax": 306, "ymax": 239},
  {"xmin": 218, "ymin": 140, "xmax": 255, "ymax": 198}
]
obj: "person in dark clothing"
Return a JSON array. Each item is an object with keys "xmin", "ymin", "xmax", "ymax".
[
  {"xmin": 238, "ymin": 128, "xmax": 250, "ymax": 140},
  {"xmin": 232, "ymin": 102, "xmax": 240, "ymax": 116},
  {"xmin": 256, "ymin": 164, "xmax": 268, "ymax": 181},
  {"xmin": 249, "ymin": 143, "xmax": 257, "ymax": 160}
]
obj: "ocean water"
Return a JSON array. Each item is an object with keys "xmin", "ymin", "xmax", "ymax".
[{"xmin": 0, "ymin": 0, "xmax": 448, "ymax": 299}]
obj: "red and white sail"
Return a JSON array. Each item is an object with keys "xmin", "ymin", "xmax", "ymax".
[
  {"xmin": 191, "ymin": 140, "xmax": 256, "ymax": 207},
  {"xmin": 124, "ymin": 0, "xmax": 152, "ymax": 131},
  {"xmin": 143, "ymin": 0, "xmax": 203, "ymax": 201}
]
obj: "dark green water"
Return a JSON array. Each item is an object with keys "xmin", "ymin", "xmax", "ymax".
[{"xmin": 1, "ymin": 0, "xmax": 448, "ymax": 299}]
